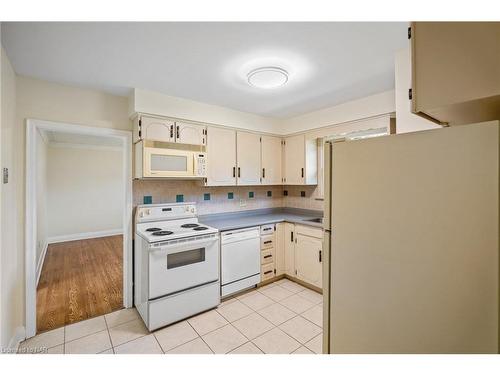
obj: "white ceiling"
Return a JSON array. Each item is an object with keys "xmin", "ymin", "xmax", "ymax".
[{"xmin": 2, "ymin": 22, "xmax": 408, "ymax": 118}]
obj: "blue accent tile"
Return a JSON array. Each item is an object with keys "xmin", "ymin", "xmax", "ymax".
[
  {"xmin": 176, "ymin": 194, "xmax": 184, "ymax": 203},
  {"xmin": 143, "ymin": 195, "xmax": 152, "ymax": 204},
  {"xmin": 227, "ymin": 192, "xmax": 234, "ymax": 200},
  {"xmin": 248, "ymin": 191, "xmax": 254, "ymax": 198},
  {"xmin": 267, "ymin": 191, "xmax": 272, "ymax": 197},
  {"xmin": 204, "ymin": 193, "xmax": 211, "ymax": 201}
]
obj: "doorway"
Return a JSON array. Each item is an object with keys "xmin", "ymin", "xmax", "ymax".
[{"xmin": 25, "ymin": 119, "xmax": 133, "ymax": 338}]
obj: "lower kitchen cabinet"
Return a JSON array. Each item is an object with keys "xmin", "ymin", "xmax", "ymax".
[
  {"xmin": 258, "ymin": 221, "xmax": 323, "ymax": 289},
  {"xmin": 295, "ymin": 231, "xmax": 323, "ymax": 288}
]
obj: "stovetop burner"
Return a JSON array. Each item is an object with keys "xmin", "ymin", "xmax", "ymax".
[
  {"xmin": 192, "ymin": 226, "xmax": 208, "ymax": 231},
  {"xmin": 180, "ymin": 223, "xmax": 200, "ymax": 228},
  {"xmin": 151, "ymin": 230, "xmax": 174, "ymax": 236},
  {"xmin": 146, "ymin": 227, "xmax": 162, "ymax": 232}
]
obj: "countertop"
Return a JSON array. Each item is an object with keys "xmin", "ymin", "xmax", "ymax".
[{"xmin": 199, "ymin": 207, "xmax": 324, "ymax": 232}]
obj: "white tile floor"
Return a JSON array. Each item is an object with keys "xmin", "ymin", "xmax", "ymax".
[{"xmin": 18, "ymin": 279, "xmax": 323, "ymax": 354}]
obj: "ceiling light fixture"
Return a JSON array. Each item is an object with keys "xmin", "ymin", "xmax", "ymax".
[{"xmin": 247, "ymin": 67, "xmax": 289, "ymax": 89}]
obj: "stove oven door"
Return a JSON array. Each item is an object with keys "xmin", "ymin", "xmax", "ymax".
[{"xmin": 148, "ymin": 234, "xmax": 219, "ymax": 299}]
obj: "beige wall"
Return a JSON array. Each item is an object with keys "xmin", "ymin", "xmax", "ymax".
[
  {"xmin": 1, "ymin": 47, "xmax": 23, "ymax": 349},
  {"xmin": 132, "ymin": 88, "xmax": 281, "ymax": 134},
  {"xmin": 46, "ymin": 145, "xmax": 123, "ymax": 239},
  {"xmin": 283, "ymin": 90, "xmax": 395, "ymax": 134},
  {"xmin": 0, "ymin": 72, "xmax": 129, "ymax": 346}
]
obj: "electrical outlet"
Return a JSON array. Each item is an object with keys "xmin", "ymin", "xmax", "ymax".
[{"xmin": 239, "ymin": 199, "xmax": 247, "ymax": 207}]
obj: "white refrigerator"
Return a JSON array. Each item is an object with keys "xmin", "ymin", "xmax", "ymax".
[{"xmin": 323, "ymin": 121, "xmax": 499, "ymax": 353}]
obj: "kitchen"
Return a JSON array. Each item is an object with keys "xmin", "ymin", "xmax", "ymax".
[{"xmin": 1, "ymin": 17, "xmax": 500, "ymax": 362}]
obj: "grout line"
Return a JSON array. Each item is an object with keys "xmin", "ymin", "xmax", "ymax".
[
  {"xmin": 103, "ymin": 312, "xmax": 115, "ymax": 354},
  {"xmin": 185, "ymin": 320, "xmax": 214, "ymax": 354},
  {"xmin": 152, "ymin": 333, "xmax": 165, "ymax": 354},
  {"xmin": 64, "ymin": 327, "xmax": 109, "ymax": 344}
]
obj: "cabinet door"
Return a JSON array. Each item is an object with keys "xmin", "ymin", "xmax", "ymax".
[
  {"xmin": 175, "ymin": 121, "xmax": 206, "ymax": 146},
  {"xmin": 295, "ymin": 234, "xmax": 322, "ymax": 288},
  {"xmin": 284, "ymin": 134, "xmax": 305, "ymax": 185},
  {"xmin": 141, "ymin": 116, "xmax": 175, "ymax": 143},
  {"xmin": 275, "ymin": 223, "xmax": 286, "ymax": 276},
  {"xmin": 411, "ymin": 22, "xmax": 500, "ymax": 125},
  {"xmin": 206, "ymin": 126, "xmax": 236, "ymax": 186},
  {"xmin": 284, "ymin": 223, "xmax": 295, "ymax": 276},
  {"xmin": 236, "ymin": 132, "xmax": 261, "ymax": 186},
  {"xmin": 261, "ymin": 135, "xmax": 282, "ymax": 185}
]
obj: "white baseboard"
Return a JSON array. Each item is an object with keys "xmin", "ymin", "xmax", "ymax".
[
  {"xmin": 7, "ymin": 326, "xmax": 26, "ymax": 353},
  {"xmin": 47, "ymin": 229, "xmax": 123, "ymax": 244},
  {"xmin": 36, "ymin": 241, "xmax": 48, "ymax": 286}
]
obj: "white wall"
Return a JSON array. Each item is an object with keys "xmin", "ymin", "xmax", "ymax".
[
  {"xmin": 1, "ymin": 47, "xmax": 23, "ymax": 349},
  {"xmin": 395, "ymin": 47, "xmax": 441, "ymax": 133},
  {"xmin": 46, "ymin": 145, "xmax": 123, "ymax": 240}
]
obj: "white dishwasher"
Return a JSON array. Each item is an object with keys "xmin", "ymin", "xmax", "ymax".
[{"xmin": 221, "ymin": 226, "xmax": 261, "ymax": 297}]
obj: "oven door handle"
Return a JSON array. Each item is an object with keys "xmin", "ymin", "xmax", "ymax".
[{"xmin": 149, "ymin": 237, "xmax": 219, "ymax": 254}]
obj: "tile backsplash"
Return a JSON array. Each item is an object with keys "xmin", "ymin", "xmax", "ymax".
[
  {"xmin": 133, "ymin": 180, "xmax": 284, "ymax": 215},
  {"xmin": 283, "ymin": 185, "xmax": 324, "ymax": 211},
  {"xmin": 133, "ymin": 180, "xmax": 325, "ymax": 214}
]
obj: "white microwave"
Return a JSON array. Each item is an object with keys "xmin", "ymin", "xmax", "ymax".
[{"xmin": 135, "ymin": 141, "xmax": 207, "ymax": 179}]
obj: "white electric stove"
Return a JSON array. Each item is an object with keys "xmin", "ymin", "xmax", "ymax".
[{"xmin": 134, "ymin": 202, "xmax": 220, "ymax": 331}]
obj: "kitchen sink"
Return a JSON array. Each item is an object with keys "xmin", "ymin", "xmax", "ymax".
[{"xmin": 305, "ymin": 217, "xmax": 323, "ymax": 223}]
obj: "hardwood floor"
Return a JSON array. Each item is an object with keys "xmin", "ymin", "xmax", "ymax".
[{"xmin": 36, "ymin": 235, "xmax": 123, "ymax": 333}]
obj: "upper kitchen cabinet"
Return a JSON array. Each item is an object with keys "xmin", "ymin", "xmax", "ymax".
[
  {"xmin": 206, "ymin": 126, "xmax": 237, "ymax": 186},
  {"xmin": 133, "ymin": 115, "xmax": 174, "ymax": 143},
  {"xmin": 410, "ymin": 22, "xmax": 500, "ymax": 125},
  {"xmin": 133, "ymin": 114, "xmax": 207, "ymax": 146},
  {"xmin": 175, "ymin": 121, "xmax": 207, "ymax": 146},
  {"xmin": 261, "ymin": 135, "xmax": 282, "ymax": 185},
  {"xmin": 283, "ymin": 134, "xmax": 317, "ymax": 185},
  {"xmin": 236, "ymin": 131, "xmax": 262, "ymax": 186}
]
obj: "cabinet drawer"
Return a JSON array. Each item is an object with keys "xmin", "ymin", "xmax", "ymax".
[
  {"xmin": 260, "ymin": 224, "xmax": 275, "ymax": 235},
  {"xmin": 295, "ymin": 224, "xmax": 323, "ymax": 239},
  {"xmin": 261, "ymin": 234, "xmax": 275, "ymax": 249},
  {"xmin": 261, "ymin": 263, "xmax": 275, "ymax": 281},
  {"xmin": 261, "ymin": 249, "xmax": 274, "ymax": 265}
]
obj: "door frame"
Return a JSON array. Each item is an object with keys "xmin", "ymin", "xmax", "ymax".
[{"xmin": 25, "ymin": 119, "xmax": 133, "ymax": 338}]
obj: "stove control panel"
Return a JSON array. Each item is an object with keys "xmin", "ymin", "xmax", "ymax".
[{"xmin": 137, "ymin": 203, "xmax": 197, "ymax": 222}]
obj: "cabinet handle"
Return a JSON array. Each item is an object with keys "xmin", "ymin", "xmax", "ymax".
[
  {"xmin": 170, "ymin": 125, "xmax": 173, "ymax": 138},
  {"xmin": 319, "ymin": 250, "xmax": 322, "ymax": 263},
  {"xmin": 176, "ymin": 125, "xmax": 179, "ymax": 139},
  {"xmin": 264, "ymin": 255, "xmax": 272, "ymax": 259},
  {"xmin": 238, "ymin": 167, "xmax": 241, "ymax": 178},
  {"xmin": 301, "ymin": 168, "xmax": 304, "ymax": 178},
  {"xmin": 232, "ymin": 167, "xmax": 236, "ymax": 178},
  {"xmin": 264, "ymin": 270, "xmax": 273, "ymax": 275},
  {"xmin": 290, "ymin": 231, "xmax": 294, "ymax": 242},
  {"xmin": 264, "ymin": 240, "xmax": 272, "ymax": 244},
  {"xmin": 262, "ymin": 168, "xmax": 265, "ymax": 178}
]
